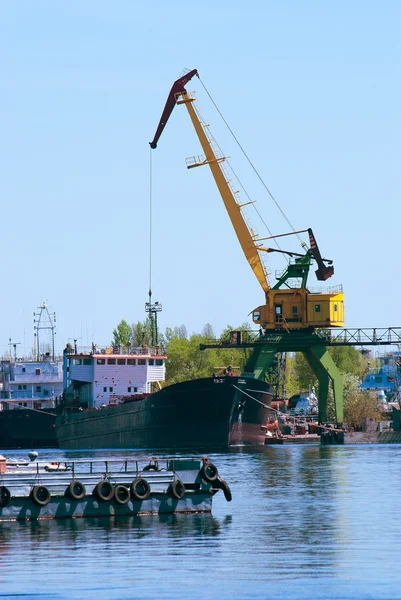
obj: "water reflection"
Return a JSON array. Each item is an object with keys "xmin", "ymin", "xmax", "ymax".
[{"xmin": 1, "ymin": 445, "xmax": 401, "ymax": 599}]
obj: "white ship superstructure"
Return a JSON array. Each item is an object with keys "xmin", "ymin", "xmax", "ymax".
[
  {"xmin": 63, "ymin": 345, "xmax": 167, "ymax": 408},
  {"xmin": 0, "ymin": 355, "xmax": 63, "ymax": 411}
]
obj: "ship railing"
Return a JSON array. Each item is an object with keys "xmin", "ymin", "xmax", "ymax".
[
  {"xmin": 1, "ymin": 457, "xmax": 204, "ymax": 490},
  {"xmin": 72, "ymin": 345, "xmax": 167, "ymax": 357}
]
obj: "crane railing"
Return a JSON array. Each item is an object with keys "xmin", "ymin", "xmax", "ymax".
[{"xmin": 199, "ymin": 327, "xmax": 401, "ymax": 349}]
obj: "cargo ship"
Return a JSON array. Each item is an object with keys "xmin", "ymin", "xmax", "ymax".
[
  {"xmin": 0, "ymin": 354, "xmax": 63, "ymax": 449},
  {"xmin": 55, "ymin": 344, "xmax": 273, "ymax": 449},
  {"xmin": 0, "ymin": 304, "xmax": 61, "ymax": 449}
]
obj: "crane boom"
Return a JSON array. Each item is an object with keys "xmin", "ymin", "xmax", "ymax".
[
  {"xmin": 150, "ymin": 69, "xmax": 198, "ymax": 149},
  {"xmin": 150, "ymin": 70, "xmax": 344, "ymax": 331},
  {"xmin": 150, "ymin": 71, "xmax": 270, "ymax": 293}
]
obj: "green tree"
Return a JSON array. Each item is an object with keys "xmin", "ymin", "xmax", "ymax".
[
  {"xmin": 131, "ymin": 319, "xmax": 152, "ymax": 347},
  {"xmin": 163, "ymin": 325, "xmax": 250, "ymax": 386},
  {"xmin": 202, "ymin": 323, "xmax": 215, "ymax": 338},
  {"xmin": 112, "ymin": 320, "xmax": 132, "ymax": 346},
  {"xmin": 342, "ymin": 374, "xmax": 381, "ymax": 429}
]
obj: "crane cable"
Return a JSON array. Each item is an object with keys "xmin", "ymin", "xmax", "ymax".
[
  {"xmin": 149, "ymin": 147, "xmax": 153, "ymax": 301},
  {"xmin": 197, "ymin": 75, "xmax": 306, "ymax": 250}
]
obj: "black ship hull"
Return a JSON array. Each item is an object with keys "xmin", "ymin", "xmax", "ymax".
[
  {"xmin": 56, "ymin": 376, "xmax": 273, "ymax": 449},
  {"xmin": 0, "ymin": 409, "xmax": 57, "ymax": 449}
]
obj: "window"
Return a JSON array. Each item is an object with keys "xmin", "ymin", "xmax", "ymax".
[
  {"xmin": 109, "ymin": 387, "xmax": 113, "ymax": 392},
  {"xmin": 156, "ymin": 359, "xmax": 164, "ymax": 366},
  {"xmin": 23, "ymin": 402, "xmax": 27, "ymax": 407},
  {"xmin": 138, "ymin": 359, "xmax": 146, "ymax": 365},
  {"xmin": 103, "ymin": 387, "xmax": 107, "ymax": 392},
  {"xmin": 97, "ymin": 359, "xmax": 106, "ymax": 365},
  {"xmin": 117, "ymin": 359, "xmax": 126, "ymax": 365},
  {"xmin": 23, "ymin": 385, "xmax": 27, "ymax": 390},
  {"xmin": 134, "ymin": 387, "xmax": 138, "ymax": 393},
  {"xmin": 18, "ymin": 385, "xmax": 22, "ymax": 390},
  {"xmin": 292, "ymin": 306, "xmax": 298, "ymax": 314},
  {"xmin": 83, "ymin": 358, "xmax": 92, "ymax": 365},
  {"xmin": 375, "ymin": 376, "xmax": 382, "ymax": 384},
  {"xmin": 334, "ymin": 304, "xmax": 338, "ymax": 312},
  {"xmin": 127, "ymin": 359, "xmax": 136, "ymax": 365},
  {"xmin": 36, "ymin": 386, "xmax": 41, "ymax": 393},
  {"xmin": 315, "ymin": 305, "xmax": 321, "ymax": 313},
  {"xmin": 148, "ymin": 359, "xmax": 154, "ymax": 366},
  {"xmin": 73, "ymin": 359, "xmax": 82, "ymax": 366},
  {"xmin": 22, "ymin": 367, "xmax": 26, "ymax": 373},
  {"xmin": 107, "ymin": 358, "xmax": 116, "ymax": 365},
  {"xmin": 253, "ymin": 311, "xmax": 261, "ymax": 321},
  {"xmin": 128, "ymin": 387, "xmax": 131, "ymax": 393},
  {"xmin": 35, "ymin": 368, "xmax": 41, "ymax": 375}
]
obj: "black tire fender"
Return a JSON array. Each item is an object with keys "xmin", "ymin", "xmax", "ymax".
[
  {"xmin": 66, "ymin": 480, "xmax": 86, "ymax": 501},
  {"xmin": 130, "ymin": 478, "xmax": 151, "ymax": 500},
  {"xmin": 0, "ymin": 485, "xmax": 11, "ymax": 508},
  {"xmin": 114, "ymin": 485, "xmax": 131, "ymax": 505},
  {"xmin": 168, "ymin": 479, "xmax": 186, "ymax": 500},
  {"xmin": 215, "ymin": 478, "xmax": 232, "ymax": 502},
  {"xmin": 30, "ymin": 485, "xmax": 51, "ymax": 506},
  {"xmin": 200, "ymin": 462, "xmax": 219, "ymax": 482},
  {"xmin": 93, "ymin": 480, "xmax": 114, "ymax": 502}
]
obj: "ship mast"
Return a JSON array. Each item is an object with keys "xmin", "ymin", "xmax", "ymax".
[
  {"xmin": 33, "ymin": 302, "xmax": 56, "ymax": 360},
  {"xmin": 145, "ymin": 149, "xmax": 162, "ymax": 347}
]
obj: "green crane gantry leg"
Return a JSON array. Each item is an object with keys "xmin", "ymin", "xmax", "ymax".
[
  {"xmin": 243, "ymin": 332, "xmax": 344, "ymax": 424},
  {"xmin": 303, "ymin": 346, "xmax": 343, "ymax": 423}
]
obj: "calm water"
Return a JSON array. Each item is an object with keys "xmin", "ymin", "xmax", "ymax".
[{"xmin": 0, "ymin": 444, "xmax": 400, "ymax": 600}]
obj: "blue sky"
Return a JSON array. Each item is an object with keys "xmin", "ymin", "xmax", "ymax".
[{"xmin": 0, "ymin": 1, "xmax": 400, "ymax": 356}]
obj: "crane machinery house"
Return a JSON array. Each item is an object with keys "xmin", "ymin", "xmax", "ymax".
[{"xmin": 63, "ymin": 345, "xmax": 166, "ymax": 408}]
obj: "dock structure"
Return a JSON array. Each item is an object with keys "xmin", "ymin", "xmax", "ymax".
[
  {"xmin": 0, "ymin": 456, "xmax": 231, "ymax": 521},
  {"xmin": 200, "ymin": 327, "xmax": 401, "ymax": 426}
]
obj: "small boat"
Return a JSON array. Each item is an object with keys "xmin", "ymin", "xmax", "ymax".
[{"xmin": 0, "ymin": 454, "xmax": 231, "ymax": 521}]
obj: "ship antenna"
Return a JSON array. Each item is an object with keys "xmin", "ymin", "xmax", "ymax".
[
  {"xmin": 145, "ymin": 148, "xmax": 162, "ymax": 347},
  {"xmin": 34, "ymin": 302, "xmax": 56, "ymax": 360}
]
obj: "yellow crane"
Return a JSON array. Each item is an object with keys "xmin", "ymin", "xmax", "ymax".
[
  {"xmin": 150, "ymin": 69, "xmax": 348, "ymax": 423},
  {"xmin": 150, "ymin": 69, "xmax": 344, "ymax": 332}
]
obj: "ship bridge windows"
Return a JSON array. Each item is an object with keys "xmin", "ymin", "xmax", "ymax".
[
  {"xmin": 83, "ymin": 358, "xmax": 92, "ymax": 366},
  {"xmin": 156, "ymin": 359, "xmax": 164, "ymax": 366},
  {"xmin": 35, "ymin": 368, "xmax": 41, "ymax": 375},
  {"xmin": 138, "ymin": 359, "xmax": 146, "ymax": 366},
  {"xmin": 97, "ymin": 359, "xmax": 106, "ymax": 365},
  {"xmin": 149, "ymin": 359, "xmax": 154, "ymax": 366},
  {"xmin": 127, "ymin": 359, "xmax": 136, "ymax": 365},
  {"xmin": 73, "ymin": 359, "xmax": 82, "ymax": 366},
  {"xmin": 117, "ymin": 359, "xmax": 126, "ymax": 365},
  {"xmin": 107, "ymin": 358, "xmax": 116, "ymax": 365},
  {"xmin": 375, "ymin": 376, "xmax": 383, "ymax": 383}
]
